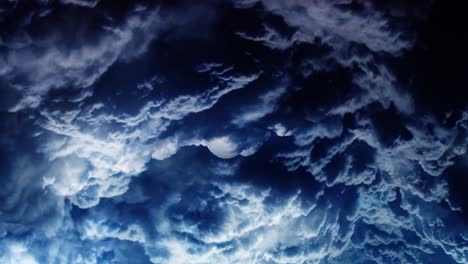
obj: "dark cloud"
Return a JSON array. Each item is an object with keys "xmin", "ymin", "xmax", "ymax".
[
  {"xmin": 0, "ymin": 1, "xmax": 162, "ymax": 111},
  {"xmin": 0, "ymin": 0, "xmax": 467, "ymax": 263}
]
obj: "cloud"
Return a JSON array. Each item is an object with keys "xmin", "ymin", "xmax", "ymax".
[
  {"xmin": 271, "ymin": 123, "xmax": 292, "ymax": 137},
  {"xmin": 202, "ymin": 136, "xmax": 240, "ymax": 159},
  {"xmin": 36, "ymin": 64, "xmax": 260, "ymax": 208},
  {"xmin": 1, "ymin": 3, "xmax": 162, "ymax": 111},
  {"xmin": 232, "ymin": 83, "xmax": 288, "ymax": 126},
  {"xmin": 0, "ymin": 149, "xmax": 67, "ymax": 239},
  {"xmin": 59, "ymin": 0, "xmax": 100, "ymax": 8},
  {"xmin": 329, "ymin": 64, "xmax": 414, "ymax": 115},
  {"xmin": 234, "ymin": 0, "xmax": 416, "ymax": 116},
  {"xmin": 0, "ymin": 243, "xmax": 39, "ymax": 264},
  {"xmin": 235, "ymin": 0, "xmax": 414, "ymax": 55},
  {"xmin": 44, "ymin": 111, "xmax": 464, "ymax": 263},
  {"xmin": 0, "ymin": 1, "xmax": 467, "ymax": 264}
]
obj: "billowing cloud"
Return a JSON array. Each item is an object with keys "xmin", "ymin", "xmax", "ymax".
[
  {"xmin": 0, "ymin": 1, "xmax": 162, "ymax": 111},
  {"xmin": 36, "ymin": 63, "xmax": 260, "ymax": 208},
  {"xmin": 234, "ymin": 0, "xmax": 414, "ymax": 54},
  {"xmin": 0, "ymin": 0, "xmax": 466, "ymax": 264},
  {"xmin": 59, "ymin": 0, "xmax": 100, "ymax": 8},
  {"xmin": 0, "ymin": 243, "xmax": 39, "ymax": 264}
]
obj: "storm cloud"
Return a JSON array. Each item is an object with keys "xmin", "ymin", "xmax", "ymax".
[{"xmin": 0, "ymin": 0, "xmax": 467, "ymax": 263}]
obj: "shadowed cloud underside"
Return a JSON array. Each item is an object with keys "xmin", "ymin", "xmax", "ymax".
[{"xmin": 0, "ymin": 0, "xmax": 467, "ymax": 263}]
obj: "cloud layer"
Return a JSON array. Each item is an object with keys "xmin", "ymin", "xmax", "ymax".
[{"xmin": 0, "ymin": 0, "xmax": 467, "ymax": 263}]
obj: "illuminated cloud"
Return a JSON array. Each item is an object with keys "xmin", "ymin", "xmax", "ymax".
[{"xmin": 0, "ymin": 0, "xmax": 466, "ymax": 263}]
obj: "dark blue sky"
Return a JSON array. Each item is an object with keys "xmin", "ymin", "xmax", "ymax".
[{"xmin": 0, "ymin": 0, "xmax": 467, "ymax": 263}]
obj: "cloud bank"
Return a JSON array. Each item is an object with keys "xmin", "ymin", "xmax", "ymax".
[{"xmin": 0, "ymin": 0, "xmax": 466, "ymax": 263}]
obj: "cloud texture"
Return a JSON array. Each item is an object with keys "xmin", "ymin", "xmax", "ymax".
[{"xmin": 0, "ymin": 0, "xmax": 467, "ymax": 263}]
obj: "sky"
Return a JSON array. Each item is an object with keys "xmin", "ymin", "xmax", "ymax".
[{"xmin": 0, "ymin": 0, "xmax": 467, "ymax": 263}]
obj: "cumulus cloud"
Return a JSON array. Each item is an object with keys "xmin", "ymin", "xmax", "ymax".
[
  {"xmin": 235, "ymin": 0, "xmax": 413, "ymax": 55},
  {"xmin": 36, "ymin": 63, "xmax": 260, "ymax": 208},
  {"xmin": 1, "ymin": 2, "xmax": 162, "ymax": 111},
  {"xmin": 59, "ymin": 0, "xmax": 100, "ymax": 8},
  {"xmin": 329, "ymin": 64, "xmax": 414, "ymax": 115},
  {"xmin": 232, "ymin": 83, "xmax": 287, "ymax": 126},
  {"xmin": 276, "ymin": 109, "xmax": 468, "ymax": 263},
  {"xmin": 33, "ymin": 103, "xmax": 465, "ymax": 263},
  {"xmin": 234, "ymin": 0, "xmax": 416, "ymax": 116},
  {"xmin": 0, "ymin": 1, "xmax": 466, "ymax": 264},
  {"xmin": 0, "ymin": 244, "xmax": 39, "ymax": 264}
]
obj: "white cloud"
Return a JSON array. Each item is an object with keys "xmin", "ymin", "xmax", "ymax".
[
  {"xmin": 332, "ymin": 64, "xmax": 414, "ymax": 115},
  {"xmin": 2, "ymin": 6, "xmax": 162, "ymax": 111},
  {"xmin": 271, "ymin": 123, "xmax": 292, "ymax": 137},
  {"xmin": 235, "ymin": 0, "xmax": 413, "ymax": 55},
  {"xmin": 293, "ymin": 116, "xmax": 344, "ymax": 146},
  {"xmin": 204, "ymin": 136, "xmax": 239, "ymax": 159},
  {"xmin": 59, "ymin": 0, "xmax": 100, "ymax": 8},
  {"xmin": 81, "ymin": 220, "xmax": 146, "ymax": 243},
  {"xmin": 1, "ymin": 2, "xmax": 465, "ymax": 264},
  {"xmin": 235, "ymin": 0, "xmax": 415, "ymax": 116},
  {"xmin": 152, "ymin": 139, "xmax": 179, "ymax": 160},
  {"xmin": 37, "ymin": 67, "xmax": 260, "ymax": 207},
  {"xmin": 273, "ymin": 111, "xmax": 468, "ymax": 263},
  {"xmin": 233, "ymin": 83, "xmax": 287, "ymax": 126},
  {"xmin": 0, "ymin": 244, "xmax": 39, "ymax": 264},
  {"xmin": 153, "ymin": 183, "xmax": 327, "ymax": 263}
]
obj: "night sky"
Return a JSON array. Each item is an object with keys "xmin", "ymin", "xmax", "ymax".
[{"xmin": 0, "ymin": 0, "xmax": 467, "ymax": 263}]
